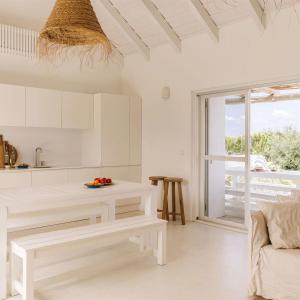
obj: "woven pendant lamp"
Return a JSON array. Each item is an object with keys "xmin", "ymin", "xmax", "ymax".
[{"xmin": 38, "ymin": 0, "xmax": 112, "ymax": 64}]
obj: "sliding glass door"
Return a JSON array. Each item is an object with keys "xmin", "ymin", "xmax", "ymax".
[{"xmin": 199, "ymin": 90, "xmax": 251, "ymax": 228}]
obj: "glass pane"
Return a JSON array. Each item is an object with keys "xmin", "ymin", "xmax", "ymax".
[
  {"xmin": 206, "ymin": 94, "xmax": 245, "ymax": 156},
  {"xmin": 250, "ymin": 86, "xmax": 300, "ymax": 210},
  {"xmin": 204, "ymin": 160, "xmax": 245, "ymax": 224}
]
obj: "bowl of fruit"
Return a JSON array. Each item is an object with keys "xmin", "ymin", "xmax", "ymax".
[{"xmin": 85, "ymin": 178, "xmax": 113, "ymax": 188}]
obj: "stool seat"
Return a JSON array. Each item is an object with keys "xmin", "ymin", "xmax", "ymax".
[
  {"xmin": 165, "ymin": 177, "xmax": 183, "ymax": 183},
  {"xmin": 149, "ymin": 176, "xmax": 166, "ymax": 181}
]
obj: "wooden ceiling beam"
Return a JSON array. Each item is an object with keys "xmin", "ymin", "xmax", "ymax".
[
  {"xmin": 111, "ymin": 46, "xmax": 124, "ymax": 66},
  {"xmin": 249, "ymin": 0, "xmax": 266, "ymax": 30},
  {"xmin": 141, "ymin": 0, "xmax": 181, "ymax": 52},
  {"xmin": 97, "ymin": 0, "xmax": 150, "ymax": 60},
  {"xmin": 190, "ymin": 0, "xmax": 219, "ymax": 43}
]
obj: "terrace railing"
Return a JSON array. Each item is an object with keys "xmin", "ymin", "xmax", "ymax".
[{"xmin": 225, "ymin": 168, "xmax": 299, "ymax": 218}]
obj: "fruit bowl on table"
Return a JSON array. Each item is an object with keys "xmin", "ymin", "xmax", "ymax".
[
  {"xmin": 84, "ymin": 178, "xmax": 113, "ymax": 188},
  {"xmin": 84, "ymin": 183, "xmax": 103, "ymax": 189}
]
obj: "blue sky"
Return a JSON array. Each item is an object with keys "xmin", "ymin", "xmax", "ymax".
[{"xmin": 225, "ymin": 100, "xmax": 300, "ymax": 136}]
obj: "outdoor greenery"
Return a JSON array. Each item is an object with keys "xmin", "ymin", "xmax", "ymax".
[{"xmin": 226, "ymin": 128, "xmax": 300, "ymax": 170}]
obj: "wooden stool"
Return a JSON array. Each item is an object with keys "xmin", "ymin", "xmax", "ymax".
[
  {"xmin": 163, "ymin": 177, "xmax": 186, "ymax": 225},
  {"xmin": 149, "ymin": 176, "xmax": 167, "ymax": 217},
  {"xmin": 149, "ymin": 176, "xmax": 166, "ymax": 186}
]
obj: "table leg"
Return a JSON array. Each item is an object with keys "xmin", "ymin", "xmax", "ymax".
[
  {"xmin": 107, "ymin": 200, "xmax": 116, "ymax": 222},
  {"xmin": 0, "ymin": 206, "xmax": 8, "ymax": 300},
  {"xmin": 143, "ymin": 190, "xmax": 159, "ymax": 251},
  {"xmin": 144, "ymin": 190, "xmax": 158, "ymax": 218}
]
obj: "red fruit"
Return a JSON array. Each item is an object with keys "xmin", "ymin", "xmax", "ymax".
[{"xmin": 106, "ymin": 178, "xmax": 112, "ymax": 184}]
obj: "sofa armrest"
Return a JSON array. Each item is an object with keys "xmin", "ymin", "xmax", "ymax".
[{"xmin": 248, "ymin": 211, "xmax": 270, "ymax": 295}]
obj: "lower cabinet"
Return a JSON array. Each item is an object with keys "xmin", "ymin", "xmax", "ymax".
[
  {"xmin": 100, "ymin": 166, "xmax": 141, "ymax": 183},
  {"xmin": 0, "ymin": 166, "xmax": 142, "ymax": 214},
  {"xmin": 31, "ymin": 170, "xmax": 68, "ymax": 187},
  {"xmin": 100, "ymin": 166, "xmax": 130, "ymax": 181},
  {"xmin": 68, "ymin": 168, "xmax": 101, "ymax": 183},
  {"xmin": 128, "ymin": 166, "xmax": 142, "ymax": 183},
  {"xmin": 0, "ymin": 172, "xmax": 31, "ymax": 189},
  {"xmin": 100, "ymin": 166, "xmax": 142, "ymax": 214}
]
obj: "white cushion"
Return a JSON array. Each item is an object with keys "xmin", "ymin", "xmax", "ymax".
[{"xmin": 259, "ymin": 201, "xmax": 300, "ymax": 249}]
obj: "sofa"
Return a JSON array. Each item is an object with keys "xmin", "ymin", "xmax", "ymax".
[{"xmin": 249, "ymin": 211, "xmax": 300, "ymax": 300}]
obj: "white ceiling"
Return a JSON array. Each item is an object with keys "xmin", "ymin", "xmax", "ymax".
[{"xmin": 0, "ymin": 0, "xmax": 299, "ymax": 57}]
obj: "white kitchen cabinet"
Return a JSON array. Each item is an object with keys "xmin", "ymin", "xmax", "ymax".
[
  {"xmin": 128, "ymin": 166, "xmax": 142, "ymax": 183},
  {"xmin": 100, "ymin": 166, "xmax": 130, "ymax": 181},
  {"xmin": 0, "ymin": 172, "xmax": 31, "ymax": 189},
  {"xmin": 26, "ymin": 87, "xmax": 62, "ymax": 128},
  {"xmin": 101, "ymin": 94, "xmax": 130, "ymax": 166},
  {"xmin": 62, "ymin": 92, "xmax": 93, "ymax": 129},
  {"xmin": 82, "ymin": 93, "xmax": 142, "ymax": 167},
  {"xmin": 100, "ymin": 166, "xmax": 142, "ymax": 214},
  {"xmin": 129, "ymin": 96, "xmax": 142, "ymax": 165},
  {"xmin": 68, "ymin": 168, "xmax": 101, "ymax": 183},
  {"xmin": 31, "ymin": 170, "xmax": 68, "ymax": 187},
  {"xmin": 0, "ymin": 84, "xmax": 26, "ymax": 127}
]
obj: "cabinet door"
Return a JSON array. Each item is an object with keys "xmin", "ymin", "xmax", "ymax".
[
  {"xmin": 0, "ymin": 172, "xmax": 31, "ymax": 189},
  {"xmin": 129, "ymin": 96, "xmax": 142, "ymax": 165},
  {"xmin": 100, "ymin": 167, "xmax": 141, "ymax": 213},
  {"xmin": 128, "ymin": 166, "xmax": 142, "ymax": 183},
  {"xmin": 68, "ymin": 168, "xmax": 101, "ymax": 183},
  {"xmin": 31, "ymin": 170, "xmax": 68, "ymax": 187},
  {"xmin": 62, "ymin": 92, "xmax": 93, "ymax": 129},
  {"xmin": 26, "ymin": 87, "xmax": 62, "ymax": 128},
  {"xmin": 100, "ymin": 166, "xmax": 129, "ymax": 181},
  {"xmin": 101, "ymin": 94, "xmax": 130, "ymax": 166},
  {"xmin": 0, "ymin": 84, "xmax": 25, "ymax": 127}
]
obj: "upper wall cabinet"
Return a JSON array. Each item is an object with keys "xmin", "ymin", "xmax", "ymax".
[
  {"xmin": 62, "ymin": 92, "xmax": 93, "ymax": 129},
  {"xmin": 0, "ymin": 84, "xmax": 26, "ymax": 127},
  {"xmin": 26, "ymin": 87, "xmax": 62, "ymax": 128},
  {"xmin": 101, "ymin": 94, "xmax": 130, "ymax": 166}
]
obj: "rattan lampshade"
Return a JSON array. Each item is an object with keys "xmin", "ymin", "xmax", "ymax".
[{"xmin": 38, "ymin": 0, "xmax": 112, "ymax": 63}]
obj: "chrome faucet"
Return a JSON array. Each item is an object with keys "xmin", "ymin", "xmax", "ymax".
[{"xmin": 35, "ymin": 147, "xmax": 43, "ymax": 168}]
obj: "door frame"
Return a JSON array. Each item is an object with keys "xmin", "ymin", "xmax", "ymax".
[
  {"xmin": 190, "ymin": 75, "xmax": 300, "ymax": 229},
  {"xmin": 199, "ymin": 90, "xmax": 250, "ymax": 229}
]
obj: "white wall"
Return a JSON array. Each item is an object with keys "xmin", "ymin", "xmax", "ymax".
[
  {"xmin": 0, "ymin": 54, "xmax": 122, "ymax": 94},
  {"xmin": 0, "ymin": 126, "xmax": 83, "ymax": 167},
  {"xmin": 121, "ymin": 7, "xmax": 300, "ymax": 219}
]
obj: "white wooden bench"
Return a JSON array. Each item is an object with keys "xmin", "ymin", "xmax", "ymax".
[{"xmin": 10, "ymin": 216, "xmax": 167, "ymax": 300}]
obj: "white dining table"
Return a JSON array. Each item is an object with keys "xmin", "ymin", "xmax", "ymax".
[{"xmin": 0, "ymin": 180, "xmax": 159, "ymax": 300}]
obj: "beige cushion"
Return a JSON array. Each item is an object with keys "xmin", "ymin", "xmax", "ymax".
[{"xmin": 259, "ymin": 201, "xmax": 300, "ymax": 249}]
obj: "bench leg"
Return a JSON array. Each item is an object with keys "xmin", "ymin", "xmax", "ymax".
[
  {"xmin": 0, "ymin": 206, "xmax": 8, "ymax": 300},
  {"xmin": 89, "ymin": 215, "xmax": 97, "ymax": 224},
  {"xmin": 101, "ymin": 205, "xmax": 110, "ymax": 223},
  {"xmin": 157, "ymin": 225, "xmax": 167, "ymax": 266},
  {"xmin": 22, "ymin": 251, "xmax": 34, "ymax": 300},
  {"xmin": 10, "ymin": 248, "xmax": 18, "ymax": 297},
  {"xmin": 107, "ymin": 200, "xmax": 116, "ymax": 222}
]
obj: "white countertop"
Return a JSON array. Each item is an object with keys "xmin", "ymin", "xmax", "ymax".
[{"xmin": 0, "ymin": 165, "xmax": 102, "ymax": 173}]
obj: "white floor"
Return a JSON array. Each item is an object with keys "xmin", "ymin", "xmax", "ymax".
[{"xmin": 8, "ymin": 222, "xmax": 251, "ymax": 300}]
